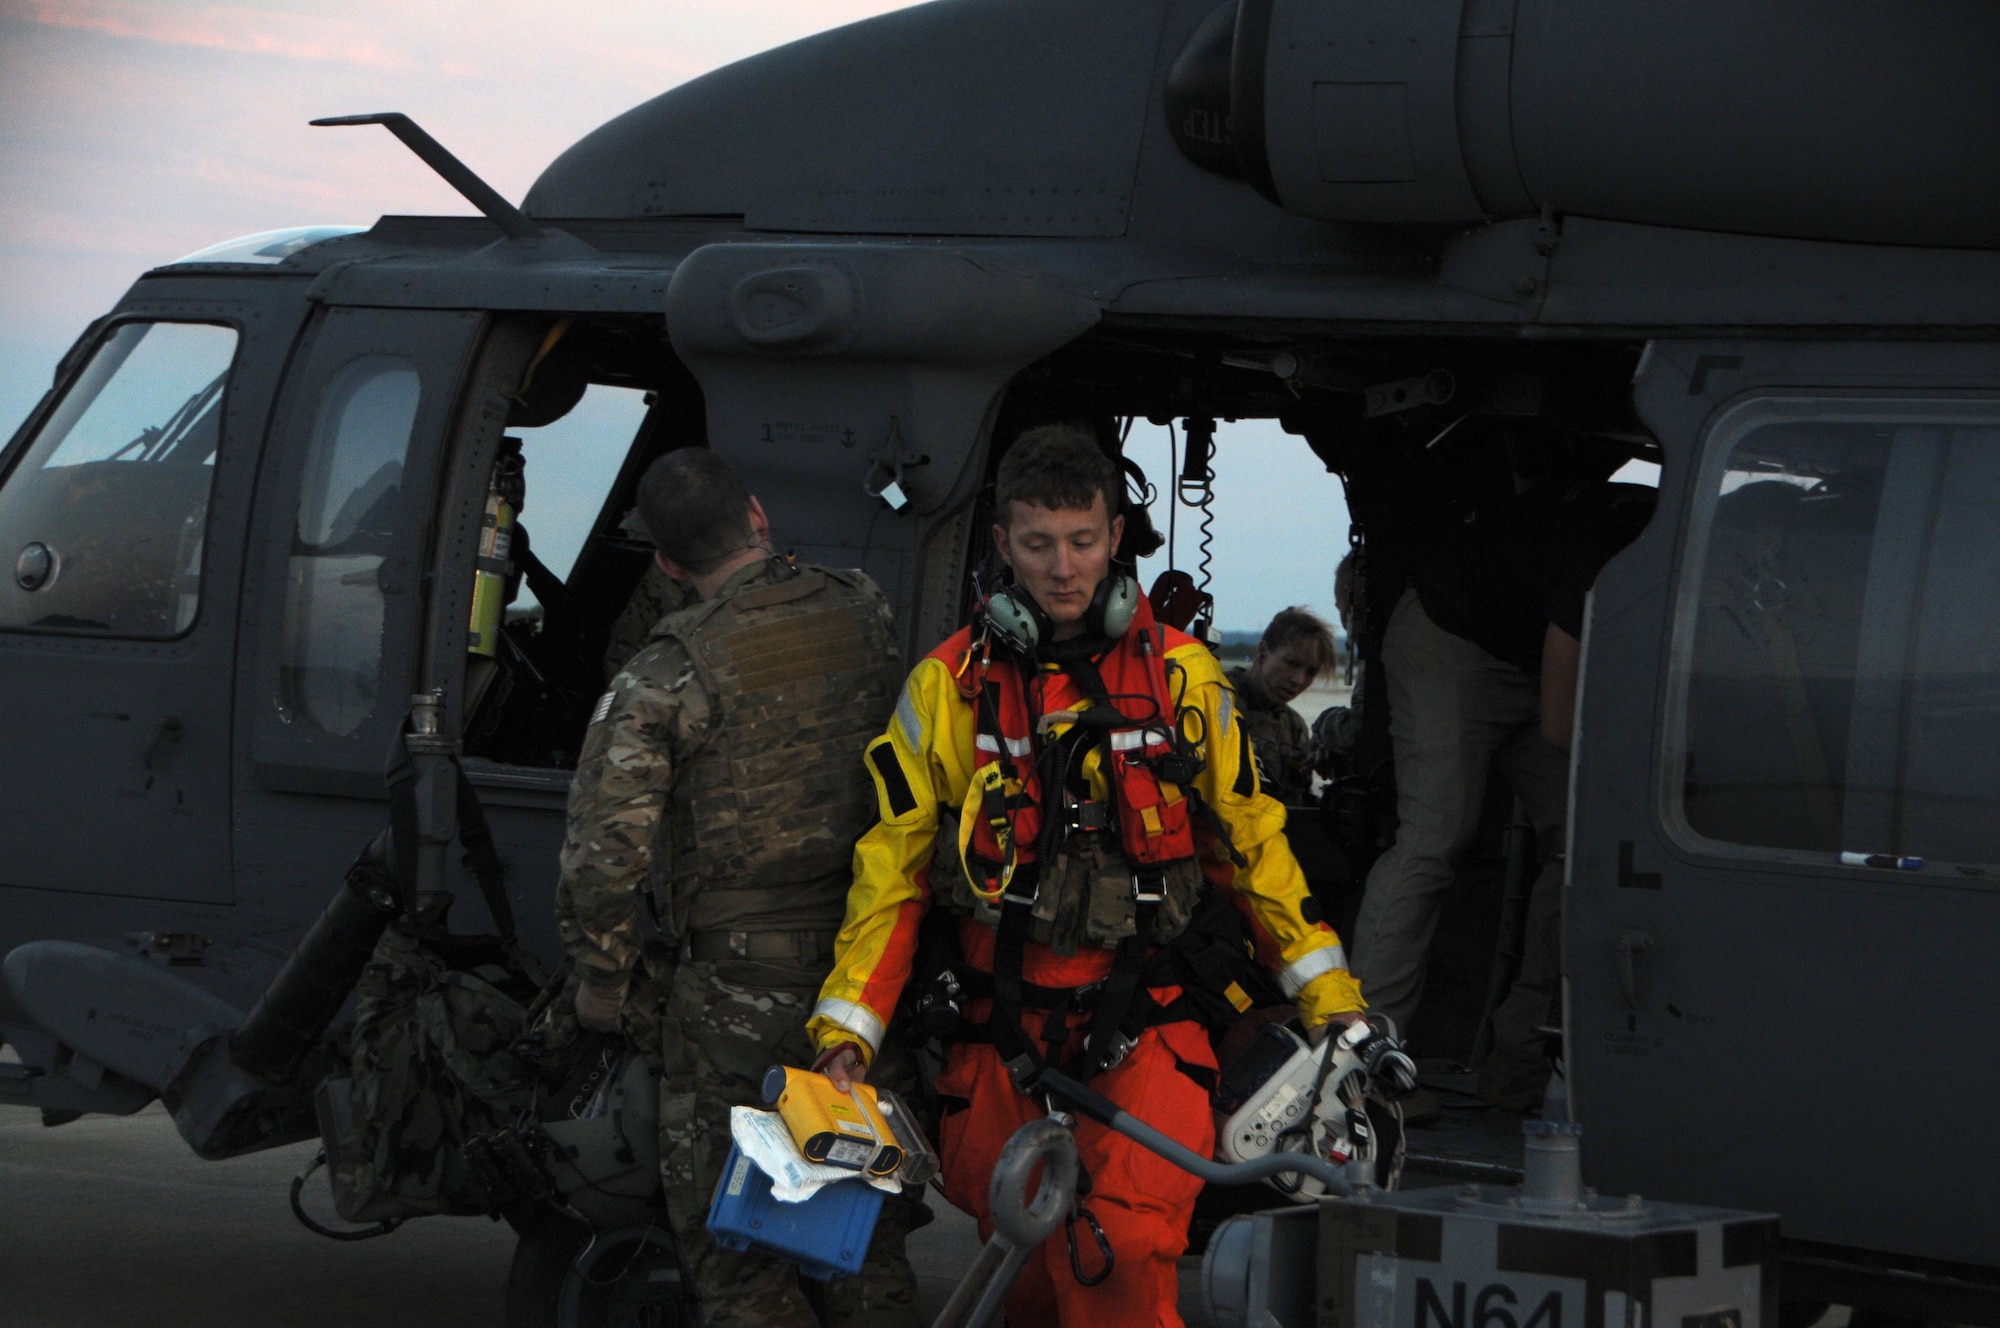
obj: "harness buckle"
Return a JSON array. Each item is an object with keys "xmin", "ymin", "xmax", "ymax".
[
  {"xmin": 1091, "ymin": 1029, "xmax": 1139, "ymax": 1076},
  {"xmin": 1001, "ymin": 1050, "xmax": 1044, "ymax": 1093},
  {"xmin": 1063, "ymin": 800, "xmax": 1112, "ymax": 834}
]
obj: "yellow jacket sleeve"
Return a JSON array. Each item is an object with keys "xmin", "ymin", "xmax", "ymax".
[
  {"xmin": 809, "ymin": 655, "xmax": 975, "ymax": 1060},
  {"xmin": 1171, "ymin": 642, "xmax": 1366, "ymax": 1026}
]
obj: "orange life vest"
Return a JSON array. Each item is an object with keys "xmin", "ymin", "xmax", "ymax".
[{"xmin": 930, "ymin": 595, "xmax": 1202, "ymax": 895}]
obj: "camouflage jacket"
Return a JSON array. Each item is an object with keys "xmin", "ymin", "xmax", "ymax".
[
  {"xmin": 602, "ymin": 562, "xmax": 698, "ymax": 681},
  {"xmin": 1226, "ymin": 664, "xmax": 1314, "ymax": 800},
  {"xmin": 557, "ymin": 555, "xmax": 900, "ymax": 998}
]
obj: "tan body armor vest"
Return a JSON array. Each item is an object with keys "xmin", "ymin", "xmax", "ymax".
[{"xmin": 649, "ymin": 559, "xmax": 900, "ymax": 939}]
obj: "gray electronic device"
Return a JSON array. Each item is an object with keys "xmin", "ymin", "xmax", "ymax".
[{"xmin": 1213, "ymin": 1019, "xmax": 1381, "ymax": 1201}]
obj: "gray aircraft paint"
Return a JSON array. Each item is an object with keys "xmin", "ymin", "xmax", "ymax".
[{"xmin": 2, "ymin": 0, "xmax": 1997, "ymax": 1319}]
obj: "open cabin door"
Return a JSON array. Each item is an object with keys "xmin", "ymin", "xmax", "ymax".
[
  {"xmin": 234, "ymin": 307, "xmax": 483, "ymax": 917},
  {"xmin": 1568, "ymin": 341, "xmax": 2000, "ymax": 1266},
  {"xmin": 246, "ymin": 307, "xmax": 484, "ymax": 792}
]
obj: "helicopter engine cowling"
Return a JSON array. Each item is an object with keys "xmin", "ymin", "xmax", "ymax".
[{"xmin": 1173, "ymin": 0, "xmax": 2000, "ymax": 250}]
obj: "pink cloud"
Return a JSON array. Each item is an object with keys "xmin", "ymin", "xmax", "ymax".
[
  {"xmin": 0, "ymin": 205, "xmax": 173, "ymax": 257},
  {"xmin": 182, "ymin": 153, "xmax": 358, "ymax": 207},
  {"xmin": 0, "ymin": 0, "xmax": 925, "ymax": 439},
  {"xmin": 1, "ymin": 0, "xmax": 419, "ymax": 72}
]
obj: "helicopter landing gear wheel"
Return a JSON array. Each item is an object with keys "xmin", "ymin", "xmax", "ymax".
[{"xmin": 505, "ymin": 1210, "xmax": 693, "ymax": 1328}]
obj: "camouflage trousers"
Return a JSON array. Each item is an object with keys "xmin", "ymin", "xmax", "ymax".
[{"xmin": 658, "ymin": 954, "xmax": 925, "ymax": 1328}]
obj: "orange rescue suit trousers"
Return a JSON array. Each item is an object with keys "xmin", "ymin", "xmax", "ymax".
[{"xmin": 933, "ymin": 1015, "xmax": 1217, "ymax": 1328}]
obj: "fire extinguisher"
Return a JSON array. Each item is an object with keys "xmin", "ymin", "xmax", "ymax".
[{"xmin": 468, "ymin": 437, "xmax": 525, "ymax": 657}]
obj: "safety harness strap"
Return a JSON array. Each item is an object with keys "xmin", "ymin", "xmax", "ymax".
[
  {"xmin": 453, "ymin": 763, "xmax": 516, "ymax": 945},
  {"xmin": 950, "ymin": 988, "xmax": 1205, "ymax": 1047},
  {"xmin": 383, "ymin": 737, "xmax": 421, "ymax": 915},
  {"xmin": 381, "ymin": 723, "xmax": 516, "ymax": 943},
  {"xmin": 1084, "ymin": 886, "xmax": 1157, "ymax": 1077},
  {"xmin": 989, "ymin": 878, "xmax": 1042, "ymax": 1091},
  {"xmin": 1055, "ymin": 650, "xmax": 1166, "ymax": 1079}
]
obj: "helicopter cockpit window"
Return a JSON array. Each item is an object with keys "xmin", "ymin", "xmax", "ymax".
[
  {"xmin": 1672, "ymin": 400, "xmax": 2000, "ymax": 869},
  {"xmin": 0, "ymin": 320, "xmax": 237, "ymax": 637},
  {"xmin": 507, "ymin": 384, "xmax": 651, "ymax": 607},
  {"xmin": 279, "ymin": 355, "xmax": 422, "ymax": 737},
  {"xmin": 459, "ymin": 379, "xmax": 667, "ymax": 771}
]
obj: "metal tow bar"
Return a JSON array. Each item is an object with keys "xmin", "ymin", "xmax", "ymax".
[
  {"xmin": 929, "ymin": 1069, "xmax": 1354, "ymax": 1328},
  {"xmin": 929, "ymin": 1117, "xmax": 1078, "ymax": 1328}
]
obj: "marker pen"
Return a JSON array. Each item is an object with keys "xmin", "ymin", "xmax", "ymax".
[{"xmin": 1838, "ymin": 852, "xmax": 1924, "ymax": 870}]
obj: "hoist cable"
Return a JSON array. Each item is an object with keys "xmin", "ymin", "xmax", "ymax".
[
  {"xmin": 1175, "ymin": 420, "xmax": 1216, "ymax": 603},
  {"xmin": 1195, "ymin": 491, "xmax": 1216, "ymax": 604}
]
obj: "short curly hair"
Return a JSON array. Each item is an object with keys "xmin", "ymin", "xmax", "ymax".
[
  {"xmin": 993, "ymin": 424, "xmax": 1121, "ymax": 523},
  {"xmin": 1261, "ymin": 606, "xmax": 1338, "ymax": 673}
]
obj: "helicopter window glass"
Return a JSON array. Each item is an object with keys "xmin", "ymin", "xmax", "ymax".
[
  {"xmin": 279, "ymin": 355, "xmax": 422, "ymax": 737},
  {"xmin": 0, "ymin": 320, "xmax": 237, "ymax": 637},
  {"xmin": 1674, "ymin": 401, "xmax": 2000, "ymax": 869},
  {"xmin": 508, "ymin": 384, "xmax": 651, "ymax": 611}
]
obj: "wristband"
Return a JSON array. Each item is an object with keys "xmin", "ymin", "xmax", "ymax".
[{"xmin": 812, "ymin": 1041, "xmax": 864, "ymax": 1074}]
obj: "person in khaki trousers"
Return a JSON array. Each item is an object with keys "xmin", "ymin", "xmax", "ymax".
[
  {"xmin": 1352, "ymin": 586, "xmax": 1570, "ymax": 1111},
  {"xmin": 1345, "ymin": 427, "xmax": 1656, "ymax": 1112}
]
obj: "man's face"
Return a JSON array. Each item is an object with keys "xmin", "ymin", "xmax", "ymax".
[
  {"xmin": 992, "ymin": 494, "xmax": 1124, "ymax": 639},
  {"xmin": 1249, "ymin": 641, "xmax": 1319, "ymax": 705}
]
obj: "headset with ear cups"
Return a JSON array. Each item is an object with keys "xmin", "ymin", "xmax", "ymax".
[{"xmin": 981, "ymin": 570, "xmax": 1141, "ymax": 655}]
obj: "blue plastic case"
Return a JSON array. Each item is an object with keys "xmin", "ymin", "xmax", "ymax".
[{"xmin": 705, "ymin": 1141, "xmax": 886, "ymax": 1280}]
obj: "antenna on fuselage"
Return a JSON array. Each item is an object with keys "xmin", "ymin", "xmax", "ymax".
[{"xmin": 310, "ymin": 112, "xmax": 543, "ymax": 241}]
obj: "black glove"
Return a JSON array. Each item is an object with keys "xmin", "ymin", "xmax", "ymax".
[{"xmin": 1351, "ymin": 1029, "xmax": 1420, "ymax": 1100}]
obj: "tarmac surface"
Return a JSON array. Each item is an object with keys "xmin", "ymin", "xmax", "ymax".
[{"xmin": 0, "ymin": 1103, "xmax": 1225, "ymax": 1327}]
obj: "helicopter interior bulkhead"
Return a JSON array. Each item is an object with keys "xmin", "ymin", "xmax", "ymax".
[{"xmin": 454, "ymin": 314, "xmax": 1659, "ymax": 782}]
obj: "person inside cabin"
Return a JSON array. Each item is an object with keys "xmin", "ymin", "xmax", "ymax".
[
  {"xmin": 1310, "ymin": 553, "xmax": 1365, "ymax": 776},
  {"xmin": 1228, "ymin": 606, "xmax": 1338, "ymax": 802},
  {"xmin": 1333, "ymin": 419, "xmax": 1655, "ymax": 1111}
]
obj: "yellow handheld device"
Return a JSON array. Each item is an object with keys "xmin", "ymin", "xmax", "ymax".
[{"xmin": 760, "ymin": 1065, "xmax": 904, "ymax": 1178}]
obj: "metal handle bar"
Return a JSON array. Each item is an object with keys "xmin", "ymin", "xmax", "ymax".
[
  {"xmin": 1036, "ymin": 1067, "xmax": 1353, "ymax": 1196},
  {"xmin": 931, "ymin": 1117, "xmax": 1077, "ymax": 1328}
]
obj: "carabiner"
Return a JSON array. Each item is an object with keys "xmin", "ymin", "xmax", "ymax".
[{"xmin": 1066, "ymin": 1202, "xmax": 1114, "ymax": 1287}]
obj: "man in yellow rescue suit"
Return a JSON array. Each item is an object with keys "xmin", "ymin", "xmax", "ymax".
[{"xmin": 810, "ymin": 425, "xmax": 1367, "ymax": 1328}]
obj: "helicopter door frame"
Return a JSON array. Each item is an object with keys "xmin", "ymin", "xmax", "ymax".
[
  {"xmin": 1567, "ymin": 339, "xmax": 2000, "ymax": 1270},
  {"xmin": 243, "ymin": 306, "xmax": 485, "ymax": 798},
  {"xmin": 415, "ymin": 315, "xmax": 571, "ymax": 950},
  {"xmin": 413, "ymin": 317, "xmax": 546, "ymax": 750}
]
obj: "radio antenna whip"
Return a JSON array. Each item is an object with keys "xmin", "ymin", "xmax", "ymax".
[{"xmin": 310, "ymin": 112, "xmax": 543, "ymax": 241}]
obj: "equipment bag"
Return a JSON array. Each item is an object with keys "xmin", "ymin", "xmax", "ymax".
[
  {"xmin": 323, "ymin": 892, "xmax": 549, "ymax": 1223},
  {"xmin": 317, "ymin": 734, "xmax": 557, "ymax": 1223}
]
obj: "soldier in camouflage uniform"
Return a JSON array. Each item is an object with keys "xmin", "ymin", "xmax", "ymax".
[
  {"xmin": 1226, "ymin": 606, "xmax": 1338, "ymax": 801},
  {"xmin": 555, "ymin": 449, "xmax": 919, "ymax": 1328}
]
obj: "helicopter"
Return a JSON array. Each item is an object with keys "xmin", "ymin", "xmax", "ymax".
[{"xmin": 3, "ymin": 0, "xmax": 1999, "ymax": 1323}]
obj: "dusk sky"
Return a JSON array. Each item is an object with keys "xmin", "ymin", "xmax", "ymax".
[{"xmin": 0, "ymin": 0, "xmax": 1355, "ymax": 633}]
